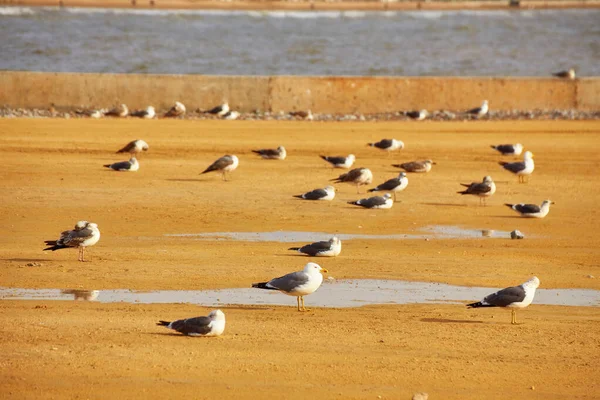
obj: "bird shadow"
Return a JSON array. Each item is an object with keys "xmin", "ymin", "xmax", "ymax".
[
  {"xmin": 420, "ymin": 318, "xmax": 484, "ymax": 324},
  {"xmin": 274, "ymin": 253, "xmax": 309, "ymax": 257},
  {"xmin": 421, "ymin": 202, "xmax": 469, "ymax": 208},
  {"xmin": 5, "ymin": 258, "xmax": 54, "ymax": 262},
  {"xmin": 165, "ymin": 178, "xmax": 205, "ymax": 183},
  {"xmin": 489, "ymin": 215, "xmax": 524, "ymax": 219}
]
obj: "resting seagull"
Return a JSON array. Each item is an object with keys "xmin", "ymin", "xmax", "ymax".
[
  {"xmin": 368, "ymin": 172, "xmax": 408, "ymax": 202},
  {"xmin": 393, "ymin": 160, "xmax": 435, "ymax": 173},
  {"xmin": 553, "ymin": 68, "xmax": 575, "ymax": 79},
  {"xmin": 131, "ymin": 106, "xmax": 156, "ymax": 119},
  {"xmin": 348, "ymin": 193, "xmax": 393, "ymax": 209},
  {"xmin": 116, "ymin": 139, "xmax": 149, "ymax": 157},
  {"xmin": 457, "ymin": 175, "xmax": 496, "ymax": 206},
  {"xmin": 104, "ymin": 157, "xmax": 139, "ymax": 172},
  {"xmin": 104, "ymin": 103, "xmax": 129, "ymax": 117},
  {"xmin": 320, "ymin": 154, "xmax": 355, "ymax": 169},
  {"xmin": 368, "ymin": 138, "xmax": 404, "ymax": 154},
  {"xmin": 252, "ymin": 146, "xmax": 286, "ymax": 160},
  {"xmin": 157, "ymin": 310, "xmax": 226, "ymax": 337},
  {"xmin": 405, "ymin": 110, "xmax": 428, "ymax": 121},
  {"xmin": 467, "ymin": 276, "xmax": 540, "ymax": 325},
  {"xmin": 252, "ymin": 262, "xmax": 328, "ymax": 312},
  {"xmin": 289, "ymin": 237, "xmax": 341, "ymax": 257},
  {"xmin": 164, "ymin": 101, "xmax": 186, "ymax": 117},
  {"xmin": 491, "ymin": 143, "xmax": 523, "ymax": 156},
  {"xmin": 44, "ymin": 221, "xmax": 100, "ymax": 262},
  {"xmin": 201, "ymin": 155, "xmax": 239, "ymax": 181},
  {"xmin": 206, "ymin": 102, "xmax": 229, "ymax": 116},
  {"xmin": 499, "ymin": 150, "xmax": 534, "ymax": 183},
  {"xmin": 223, "ymin": 110, "xmax": 240, "ymax": 120},
  {"xmin": 466, "ymin": 100, "xmax": 489, "ymax": 117},
  {"xmin": 505, "ymin": 200, "xmax": 554, "ymax": 218},
  {"xmin": 331, "ymin": 167, "xmax": 373, "ymax": 193},
  {"xmin": 294, "ymin": 185, "xmax": 335, "ymax": 201}
]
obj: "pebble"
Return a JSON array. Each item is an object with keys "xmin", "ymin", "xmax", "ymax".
[{"xmin": 510, "ymin": 230, "xmax": 525, "ymax": 239}]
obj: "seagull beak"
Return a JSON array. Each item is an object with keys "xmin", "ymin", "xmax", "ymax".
[
  {"xmin": 530, "ymin": 153, "xmax": 535, "ymax": 158},
  {"xmin": 551, "ymin": 201, "xmax": 556, "ymax": 205},
  {"xmin": 321, "ymin": 268, "xmax": 329, "ymax": 274}
]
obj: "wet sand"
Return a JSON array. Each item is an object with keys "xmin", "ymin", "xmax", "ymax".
[{"xmin": 1, "ymin": 118, "xmax": 599, "ymax": 399}]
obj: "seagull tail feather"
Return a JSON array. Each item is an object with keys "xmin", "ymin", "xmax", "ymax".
[
  {"xmin": 347, "ymin": 201, "xmax": 359, "ymax": 205},
  {"xmin": 460, "ymin": 183, "xmax": 471, "ymax": 187},
  {"xmin": 457, "ymin": 190, "xmax": 469, "ymax": 195},
  {"xmin": 466, "ymin": 301, "xmax": 495, "ymax": 308},
  {"xmin": 504, "ymin": 203, "xmax": 515, "ymax": 209},
  {"xmin": 43, "ymin": 244, "xmax": 66, "ymax": 251},
  {"xmin": 252, "ymin": 282, "xmax": 277, "ymax": 290},
  {"xmin": 319, "ymin": 155, "xmax": 328, "ymax": 161},
  {"xmin": 490, "ymin": 145, "xmax": 497, "ymax": 150},
  {"xmin": 293, "ymin": 195, "xmax": 304, "ymax": 199},
  {"xmin": 288, "ymin": 247, "xmax": 300, "ymax": 251},
  {"xmin": 499, "ymin": 161, "xmax": 508, "ymax": 166},
  {"xmin": 157, "ymin": 320, "xmax": 171, "ymax": 326},
  {"xmin": 367, "ymin": 188, "xmax": 377, "ymax": 193},
  {"xmin": 103, "ymin": 164, "xmax": 112, "ymax": 168}
]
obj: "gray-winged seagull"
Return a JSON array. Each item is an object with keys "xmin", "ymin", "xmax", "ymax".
[
  {"xmin": 164, "ymin": 101, "xmax": 186, "ymax": 118},
  {"xmin": 289, "ymin": 237, "xmax": 341, "ymax": 257},
  {"xmin": 157, "ymin": 310, "xmax": 226, "ymax": 337},
  {"xmin": 368, "ymin": 138, "xmax": 404, "ymax": 154},
  {"xmin": 553, "ymin": 68, "xmax": 575, "ymax": 79},
  {"xmin": 393, "ymin": 160, "xmax": 435, "ymax": 173},
  {"xmin": 331, "ymin": 167, "xmax": 373, "ymax": 193},
  {"xmin": 467, "ymin": 276, "xmax": 540, "ymax": 324},
  {"xmin": 131, "ymin": 106, "xmax": 156, "ymax": 119},
  {"xmin": 104, "ymin": 157, "xmax": 139, "ymax": 172},
  {"xmin": 207, "ymin": 102, "xmax": 229, "ymax": 116},
  {"xmin": 252, "ymin": 146, "xmax": 286, "ymax": 160},
  {"xmin": 368, "ymin": 172, "xmax": 408, "ymax": 202},
  {"xmin": 116, "ymin": 139, "xmax": 149, "ymax": 157},
  {"xmin": 320, "ymin": 154, "xmax": 355, "ymax": 169},
  {"xmin": 252, "ymin": 262, "xmax": 328, "ymax": 311},
  {"xmin": 505, "ymin": 200, "xmax": 554, "ymax": 218},
  {"xmin": 466, "ymin": 100, "xmax": 489, "ymax": 117},
  {"xmin": 201, "ymin": 155, "xmax": 239, "ymax": 181},
  {"xmin": 405, "ymin": 110, "xmax": 428, "ymax": 121},
  {"xmin": 499, "ymin": 151, "xmax": 534, "ymax": 183},
  {"xmin": 44, "ymin": 221, "xmax": 100, "ymax": 262},
  {"xmin": 294, "ymin": 185, "xmax": 335, "ymax": 201},
  {"xmin": 491, "ymin": 143, "xmax": 523, "ymax": 156},
  {"xmin": 349, "ymin": 193, "xmax": 393, "ymax": 209},
  {"xmin": 457, "ymin": 176, "xmax": 496, "ymax": 206},
  {"xmin": 104, "ymin": 103, "xmax": 129, "ymax": 117}
]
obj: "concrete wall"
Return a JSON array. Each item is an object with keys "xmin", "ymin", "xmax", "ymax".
[{"xmin": 1, "ymin": 71, "xmax": 597, "ymax": 113}]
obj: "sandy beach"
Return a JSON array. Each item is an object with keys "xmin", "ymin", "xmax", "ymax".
[{"xmin": 1, "ymin": 118, "xmax": 599, "ymax": 399}]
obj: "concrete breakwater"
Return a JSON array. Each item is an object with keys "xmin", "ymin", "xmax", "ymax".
[{"xmin": 1, "ymin": 71, "xmax": 598, "ymax": 113}]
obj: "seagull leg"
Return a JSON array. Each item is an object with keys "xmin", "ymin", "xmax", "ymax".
[
  {"xmin": 297, "ymin": 296, "xmax": 301, "ymax": 311},
  {"xmin": 82, "ymin": 247, "xmax": 86, "ymax": 262},
  {"xmin": 300, "ymin": 296, "xmax": 308, "ymax": 312},
  {"xmin": 511, "ymin": 309, "xmax": 517, "ymax": 325},
  {"xmin": 393, "ymin": 192, "xmax": 397, "ymax": 202}
]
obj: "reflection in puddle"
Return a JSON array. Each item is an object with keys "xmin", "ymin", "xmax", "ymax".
[
  {"xmin": 166, "ymin": 225, "xmax": 513, "ymax": 242},
  {"xmin": 61, "ymin": 289, "xmax": 100, "ymax": 301},
  {"xmin": 1, "ymin": 280, "xmax": 597, "ymax": 308}
]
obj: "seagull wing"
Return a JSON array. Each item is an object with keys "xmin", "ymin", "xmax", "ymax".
[
  {"xmin": 203, "ymin": 156, "xmax": 233, "ymax": 173},
  {"xmin": 483, "ymin": 286, "xmax": 526, "ymax": 307},
  {"xmin": 169, "ymin": 316, "xmax": 213, "ymax": 335},
  {"xmin": 267, "ymin": 271, "xmax": 310, "ymax": 292}
]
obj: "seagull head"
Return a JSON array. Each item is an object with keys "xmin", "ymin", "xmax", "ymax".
[
  {"xmin": 86, "ymin": 222, "xmax": 99, "ymax": 230},
  {"xmin": 138, "ymin": 140, "xmax": 149, "ymax": 151},
  {"xmin": 175, "ymin": 101, "xmax": 186, "ymax": 112},
  {"xmin": 425, "ymin": 159, "xmax": 436, "ymax": 165},
  {"xmin": 208, "ymin": 310, "xmax": 226, "ymax": 321},
  {"xmin": 347, "ymin": 154, "xmax": 356, "ymax": 161},
  {"xmin": 483, "ymin": 175, "xmax": 493, "ymax": 183},
  {"xmin": 399, "ymin": 172, "xmax": 407, "ymax": 178},
  {"xmin": 541, "ymin": 199, "xmax": 554, "ymax": 207},
  {"xmin": 277, "ymin": 146, "xmax": 285, "ymax": 152},
  {"xmin": 523, "ymin": 276, "xmax": 540, "ymax": 289},
  {"xmin": 324, "ymin": 185, "xmax": 336, "ymax": 193},
  {"xmin": 329, "ymin": 237, "xmax": 341, "ymax": 245},
  {"xmin": 482, "ymin": 100, "xmax": 489, "ymax": 107},
  {"xmin": 524, "ymin": 151, "xmax": 534, "ymax": 159},
  {"xmin": 74, "ymin": 220, "xmax": 89, "ymax": 230},
  {"xmin": 383, "ymin": 193, "xmax": 392, "ymax": 200},
  {"xmin": 304, "ymin": 262, "xmax": 328, "ymax": 274}
]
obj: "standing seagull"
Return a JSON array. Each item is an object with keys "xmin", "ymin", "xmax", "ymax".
[
  {"xmin": 104, "ymin": 103, "xmax": 129, "ymax": 117},
  {"xmin": 131, "ymin": 106, "xmax": 156, "ymax": 119},
  {"xmin": 348, "ymin": 193, "xmax": 393, "ymax": 209},
  {"xmin": 393, "ymin": 160, "xmax": 435, "ymax": 173},
  {"xmin": 252, "ymin": 146, "xmax": 287, "ymax": 160},
  {"xmin": 499, "ymin": 151, "xmax": 534, "ymax": 183},
  {"xmin": 201, "ymin": 155, "xmax": 239, "ymax": 181},
  {"xmin": 466, "ymin": 100, "xmax": 489, "ymax": 118},
  {"xmin": 553, "ymin": 68, "xmax": 575, "ymax": 79},
  {"xmin": 368, "ymin": 138, "xmax": 405, "ymax": 154},
  {"xmin": 104, "ymin": 157, "xmax": 139, "ymax": 172},
  {"xmin": 368, "ymin": 172, "xmax": 408, "ymax": 202},
  {"xmin": 164, "ymin": 101, "xmax": 186, "ymax": 117},
  {"xmin": 320, "ymin": 154, "xmax": 355, "ymax": 169},
  {"xmin": 206, "ymin": 102, "xmax": 229, "ymax": 116},
  {"xmin": 505, "ymin": 200, "xmax": 554, "ymax": 218},
  {"xmin": 457, "ymin": 175, "xmax": 496, "ymax": 206},
  {"xmin": 405, "ymin": 110, "xmax": 428, "ymax": 121},
  {"xmin": 467, "ymin": 276, "xmax": 540, "ymax": 325},
  {"xmin": 289, "ymin": 237, "xmax": 341, "ymax": 257},
  {"xmin": 44, "ymin": 222, "xmax": 100, "ymax": 262},
  {"xmin": 491, "ymin": 143, "xmax": 523, "ymax": 156},
  {"xmin": 116, "ymin": 139, "xmax": 149, "ymax": 157},
  {"xmin": 157, "ymin": 310, "xmax": 226, "ymax": 337},
  {"xmin": 294, "ymin": 185, "xmax": 335, "ymax": 201},
  {"xmin": 252, "ymin": 262, "xmax": 328, "ymax": 312},
  {"xmin": 331, "ymin": 168, "xmax": 373, "ymax": 193}
]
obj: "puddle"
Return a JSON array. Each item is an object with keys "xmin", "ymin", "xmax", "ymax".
[
  {"xmin": 1, "ymin": 280, "xmax": 597, "ymax": 308},
  {"xmin": 166, "ymin": 225, "xmax": 513, "ymax": 242}
]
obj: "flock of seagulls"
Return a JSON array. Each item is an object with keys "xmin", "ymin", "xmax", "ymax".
[{"xmin": 74, "ymin": 101, "xmax": 241, "ymax": 120}]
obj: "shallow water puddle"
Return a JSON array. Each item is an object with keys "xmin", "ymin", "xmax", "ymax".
[
  {"xmin": 165, "ymin": 225, "xmax": 513, "ymax": 242},
  {"xmin": 1, "ymin": 280, "xmax": 597, "ymax": 308}
]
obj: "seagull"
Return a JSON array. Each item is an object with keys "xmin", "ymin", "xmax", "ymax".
[
  {"xmin": 505, "ymin": 200, "xmax": 554, "ymax": 218},
  {"xmin": 131, "ymin": 106, "xmax": 156, "ymax": 119},
  {"xmin": 491, "ymin": 143, "xmax": 523, "ymax": 156},
  {"xmin": 466, "ymin": 100, "xmax": 489, "ymax": 117},
  {"xmin": 499, "ymin": 151, "xmax": 534, "ymax": 183},
  {"xmin": 116, "ymin": 139, "xmax": 149, "ymax": 157},
  {"xmin": 405, "ymin": 109, "xmax": 428, "ymax": 121},
  {"xmin": 164, "ymin": 101, "xmax": 186, "ymax": 117},
  {"xmin": 331, "ymin": 168, "xmax": 373, "ymax": 193},
  {"xmin": 368, "ymin": 138, "xmax": 404, "ymax": 154},
  {"xmin": 393, "ymin": 160, "xmax": 435, "ymax": 173},
  {"xmin": 348, "ymin": 193, "xmax": 393, "ymax": 209},
  {"xmin": 104, "ymin": 157, "xmax": 139, "ymax": 172},
  {"xmin": 289, "ymin": 110, "xmax": 313, "ymax": 120},
  {"xmin": 457, "ymin": 176, "xmax": 496, "ymax": 206},
  {"xmin": 75, "ymin": 109, "xmax": 103, "ymax": 119},
  {"xmin": 104, "ymin": 103, "xmax": 129, "ymax": 117},
  {"xmin": 320, "ymin": 154, "xmax": 355, "ymax": 169},
  {"xmin": 294, "ymin": 185, "xmax": 335, "ymax": 201},
  {"xmin": 368, "ymin": 172, "xmax": 408, "ymax": 202},
  {"xmin": 44, "ymin": 222, "xmax": 100, "ymax": 262},
  {"xmin": 157, "ymin": 310, "xmax": 226, "ymax": 337},
  {"xmin": 206, "ymin": 102, "xmax": 229, "ymax": 116},
  {"xmin": 467, "ymin": 276, "xmax": 540, "ymax": 325},
  {"xmin": 252, "ymin": 262, "xmax": 328, "ymax": 312},
  {"xmin": 223, "ymin": 111, "xmax": 240, "ymax": 120},
  {"xmin": 201, "ymin": 155, "xmax": 239, "ymax": 181},
  {"xmin": 252, "ymin": 146, "xmax": 286, "ymax": 160},
  {"xmin": 553, "ymin": 68, "xmax": 575, "ymax": 79},
  {"xmin": 289, "ymin": 237, "xmax": 341, "ymax": 257}
]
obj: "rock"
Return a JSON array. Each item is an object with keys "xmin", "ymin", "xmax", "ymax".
[
  {"xmin": 412, "ymin": 393, "xmax": 429, "ymax": 400},
  {"xmin": 510, "ymin": 230, "xmax": 525, "ymax": 239}
]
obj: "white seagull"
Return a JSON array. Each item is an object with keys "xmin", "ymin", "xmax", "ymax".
[
  {"xmin": 466, "ymin": 100, "xmax": 489, "ymax": 117},
  {"xmin": 116, "ymin": 139, "xmax": 149, "ymax": 157},
  {"xmin": 44, "ymin": 221, "xmax": 100, "ymax": 262},
  {"xmin": 505, "ymin": 200, "xmax": 554, "ymax": 218},
  {"xmin": 131, "ymin": 106, "xmax": 156, "ymax": 119},
  {"xmin": 405, "ymin": 109, "xmax": 428, "ymax": 121},
  {"xmin": 104, "ymin": 103, "xmax": 129, "ymax": 117},
  {"xmin": 164, "ymin": 101, "xmax": 186, "ymax": 117},
  {"xmin": 368, "ymin": 172, "xmax": 408, "ymax": 202},
  {"xmin": 252, "ymin": 262, "xmax": 328, "ymax": 311},
  {"xmin": 348, "ymin": 193, "xmax": 393, "ymax": 209},
  {"xmin": 294, "ymin": 185, "xmax": 335, "ymax": 201},
  {"xmin": 499, "ymin": 151, "xmax": 534, "ymax": 183},
  {"xmin": 201, "ymin": 155, "xmax": 239, "ymax": 181},
  {"xmin": 331, "ymin": 167, "xmax": 373, "ymax": 193},
  {"xmin": 457, "ymin": 175, "xmax": 496, "ymax": 206},
  {"xmin": 289, "ymin": 237, "xmax": 342, "ymax": 257},
  {"xmin": 491, "ymin": 143, "xmax": 523, "ymax": 156},
  {"xmin": 157, "ymin": 310, "xmax": 226, "ymax": 337},
  {"xmin": 467, "ymin": 276, "xmax": 540, "ymax": 325},
  {"xmin": 252, "ymin": 146, "xmax": 286, "ymax": 160},
  {"xmin": 104, "ymin": 157, "xmax": 139, "ymax": 172},
  {"xmin": 368, "ymin": 138, "xmax": 405, "ymax": 153},
  {"xmin": 223, "ymin": 111, "xmax": 240, "ymax": 120},
  {"xmin": 393, "ymin": 160, "xmax": 435, "ymax": 173},
  {"xmin": 320, "ymin": 154, "xmax": 355, "ymax": 169},
  {"xmin": 553, "ymin": 68, "xmax": 575, "ymax": 79},
  {"xmin": 207, "ymin": 102, "xmax": 230, "ymax": 116}
]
